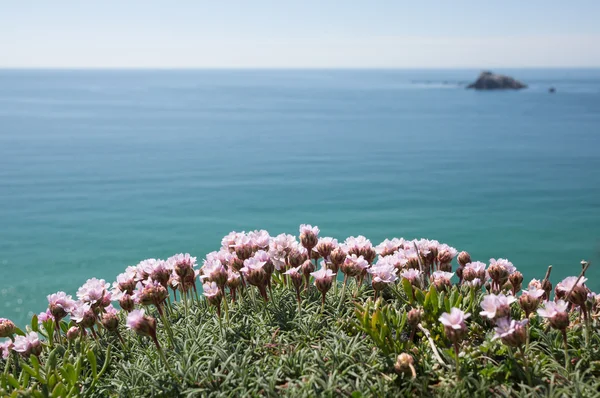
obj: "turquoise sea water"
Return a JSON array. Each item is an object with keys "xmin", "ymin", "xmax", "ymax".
[{"xmin": 1, "ymin": 69, "xmax": 599, "ymax": 325}]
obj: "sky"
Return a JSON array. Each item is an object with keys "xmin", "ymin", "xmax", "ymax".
[{"xmin": 1, "ymin": 0, "xmax": 600, "ymax": 68}]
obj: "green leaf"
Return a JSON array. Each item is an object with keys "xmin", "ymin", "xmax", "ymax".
[
  {"xmin": 61, "ymin": 363, "xmax": 77, "ymax": 386},
  {"xmin": 401, "ymin": 278, "xmax": 413, "ymax": 304},
  {"xmin": 52, "ymin": 382, "xmax": 67, "ymax": 398},
  {"xmin": 97, "ymin": 345, "xmax": 112, "ymax": 379},
  {"xmin": 21, "ymin": 362, "xmax": 38, "ymax": 379},
  {"xmin": 31, "ymin": 314, "xmax": 39, "ymax": 332},
  {"xmin": 415, "ymin": 288, "xmax": 426, "ymax": 305},
  {"xmin": 46, "ymin": 347, "xmax": 59, "ymax": 372},
  {"xmin": 4, "ymin": 374, "xmax": 20, "ymax": 389},
  {"xmin": 13, "ymin": 327, "xmax": 26, "ymax": 337},
  {"xmin": 87, "ymin": 349, "xmax": 98, "ymax": 380}
]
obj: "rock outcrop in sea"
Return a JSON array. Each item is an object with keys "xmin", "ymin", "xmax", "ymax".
[{"xmin": 467, "ymin": 71, "xmax": 527, "ymax": 90}]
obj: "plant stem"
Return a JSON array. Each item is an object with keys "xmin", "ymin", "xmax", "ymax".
[
  {"xmin": 157, "ymin": 305, "xmax": 176, "ymax": 348},
  {"xmin": 183, "ymin": 290, "xmax": 189, "ymax": 318},
  {"xmin": 562, "ymin": 329, "xmax": 570, "ymax": 371},
  {"xmin": 152, "ymin": 336, "xmax": 177, "ymax": 379},
  {"xmin": 454, "ymin": 342, "xmax": 461, "ymax": 380},
  {"xmin": 520, "ymin": 347, "xmax": 532, "ymax": 386},
  {"xmin": 222, "ymin": 289, "xmax": 230, "ymax": 323},
  {"xmin": 337, "ymin": 275, "xmax": 348, "ymax": 311}
]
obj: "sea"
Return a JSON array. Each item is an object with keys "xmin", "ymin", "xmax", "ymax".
[{"xmin": 1, "ymin": 69, "xmax": 599, "ymax": 326}]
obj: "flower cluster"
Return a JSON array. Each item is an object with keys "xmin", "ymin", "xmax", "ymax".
[{"xmin": 0, "ymin": 224, "xmax": 594, "ymax": 393}]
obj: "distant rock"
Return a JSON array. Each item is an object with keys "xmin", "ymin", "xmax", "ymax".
[{"xmin": 466, "ymin": 71, "xmax": 527, "ymax": 90}]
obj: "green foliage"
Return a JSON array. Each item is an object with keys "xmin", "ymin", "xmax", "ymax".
[{"xmin": 2, "ymin": 280, "xmax": 600, "ymax": 397}]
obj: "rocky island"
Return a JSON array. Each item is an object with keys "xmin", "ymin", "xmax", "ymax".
[{"xmin": 467, "ymin": 71, "xmax": 527, "ymax": 90}]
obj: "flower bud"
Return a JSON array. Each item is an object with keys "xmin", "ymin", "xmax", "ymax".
[
  {"xmin": 234, "ymin": 244, "xmax": 253, "ymax": 261},
  {"xmin": 119, "ymin": 294, "xmax": 135, "ymax": 312},
  {"xmin": 568, "ymin": 284, "xmax": 589, "ymax": 307},
  {"xmin": 509, "ymin": 272, "xmax": 523, "ymax": 294},
  {"xmin": 394, "ymin": 353, "xmax": 415, "ymax": 375},
  {"xmin": 229, "ymin": 255, "xmax": 245, "ymax": 272},
  {"xmin": 549, "ymin": 311, "xmax": 570, "ymax": 330},
  {"xmin": 438, "ymin": 262, "xmax": 452, "ymax": 272},
  {"xmin": 101, "ymin": 313, "xmax": 120, "ymax": 332},
  {"xmin": 457, "ymin": 251, "xmax": 471, "ymax": 267},
  {"xmin": 316, "ymin": 240, "xmax": 335, "ymax": 259},
  {"xmin": 126, "ymin": 309, "xmax": 157, "ymax": 338},
  {"xmin": 288, "ymin": 248, "xmax": 306, "ymax": 268},
  {"xmin": 0, "ymin": 318, "xmax": 16, "ymax": 338},
  {"xmin": 462, "ymin": 267, "xmax": 477, "ymax": 282},
  {"xmin": 541, "ymin": 279, "xmax": 552, "ymax": 299},
  {"xmin": 360, "ymin": 247, "xmax": 377, "ymax": 265},
  {"xmin": 519, "ymin": 294, "xmax": 540, "ymax": 317},
  {"xmin": 437, "ymin": 250, "xmax": 454, "ymax": 265},
  {"xmin": 329, "ymin": 247, "xmax": 346, "ymax": 270},
  {"xmin": 66, "ymin": 326, "xmax": 80, "ymax": 341},
  {"xmin": 407, "ymin": 308, "xmax": 422, "ymax": 327},
  {"xmin": 301, "ymin": 259, "xmax": 315, "ymax": 280}
]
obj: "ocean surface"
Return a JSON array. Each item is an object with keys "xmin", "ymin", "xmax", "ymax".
[{"xmin": 1, "ymin": 69, "xmax": 599, "ymax": 326}]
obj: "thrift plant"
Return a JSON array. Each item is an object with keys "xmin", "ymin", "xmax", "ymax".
[{"xmin": 0, "ymin": 226, "xmax": 598, "ymax": 397}]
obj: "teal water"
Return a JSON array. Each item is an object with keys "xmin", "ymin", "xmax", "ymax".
[{"xmin": 1, "ymin": 69, "xmax": 599, "ymax": 325}]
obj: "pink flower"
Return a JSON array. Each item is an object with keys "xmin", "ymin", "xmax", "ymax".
[
  {"xmin": 248, "ymin": 229, "xmax": 271, "ymax": 250},
  {"xmin": 114, "ymin": 266, "xmax": 138, "ymax": 293},
  {"xmin": 528, "ymin": 279, "xmax": 543, "ymax": 290},
  {"xmin": 0, "ymin": 340, "xmax": 13, "ymax": 359},
  {"xmin": 311, "ymin": 264, "xmax": 335, "ymax": 299},
  {"xmin": 47, "ymin": 291, "xmax": 76, "ymax": 320},
  {"xmin": 221, "ymin": 231, "xmax": 245, "ymax": 252},
  {"xmin": 284, "ymin": 265, "xmax": 304, "ymax": 290},
  {"xmin": 431, "ymin": 271, "xmax": 454, "ymax": 291},
  {"xmin": 126, "ymin": 309, "xmax": 157, "ymax": 338},
  {"xmin": 556, "ymin": 276, "xmax": 587, "ymax": 293},
  {"xmin": 521, "ymin": 286, "xmax": 545, "ymax": 299},
  {"xmin": 77, "ymin": 278, "xmax": 110, "ymax": 305},
  {"xmin": 439, "ymin": 308, "xmax": 470, "ymax": 330},
  {"xmin": 200, "ymin": 259, "xmax": 228, "ymax": 287},
  {"xmin": 463, "ymin": 261, "xmax": 487, "ymax": 281},
  {"xmin": 299, "ymin": 224, "xmax": 320, "ymax": 237},
  {"xmin": 431, "ymin": 271, "xmax": 454, "ymax": 282},
  {"xmin": 203, "ymin": 281, "xmax": 220, "ymax": 298},
  {"xmin": 480, "ymin": 293, "xmax": 516, "ymax": 320},
  {"xmin": 537, "ymin": 300, "xmax": 570, "ymax": 330},
  {"xmin": 437, "ymin": 244, "xmax": 458, "ymax": 264},
  {"xmin": 37, "ymin": 310, "xmax": 54, "ymax": 323},
  {"xmin": 299, "ymin": 224, "xmax": 320, "ymax": 251},
  {"xmin": 368, "ymin": 262, "xmax": 398, "ymax": 284},
  {"xmin": 241, "ymin": 256, "xmax": 267, "ymax": 275},
  {"xmin": 13, "ymin": 332, "xmax": 42, "ymax": 357},
  {"xmin": 340, "ymin": 254, "xmax": 369, "ymax": 277},
  {"xmin": 400, "ymin": 269, "xmax": 422, "ymax": 284},
  {"xmin": 310, "ymin": 265, "xmax": 335, "ymax": 282},
  {"xmin": 203, "ymin": 282, "xmax": 222, "ymax": 310},
  {"xmin": 489, "ymin": 258, "xmax": 516, "ymax": 275},
  {"xmin": 375, "ymin": 238, "xmax": 405, "ymax": 256},
  {"xmin": 342, "ymin": 236, "xmax": 374, "ymax": 262},
  {"xmin": 315, "ymin": 237, "xmax": 339, "ymax": 259},
  {"xmin": 493, "ymin": 318, "xmax": 528, "ymax": 347},
  {"xmin": 70, "ymin": 302, "xmax": 96, "ymax": 327},
  {"xmin": 537, "ymin": 300, "xmax": 569, "ymax": 318},
  {"xmin": 464, "ymin": 278, "xmax": 483, "ymax": 289}
]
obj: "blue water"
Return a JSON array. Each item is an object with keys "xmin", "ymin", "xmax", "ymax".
[{"xmin": 1, "ymin": 69, "xmax": 599, "ymax": 325}]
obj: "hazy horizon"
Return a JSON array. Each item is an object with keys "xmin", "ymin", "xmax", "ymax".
[{"xmin": 2, "ymin": 1, "xmax": 600, "ymax": 69}]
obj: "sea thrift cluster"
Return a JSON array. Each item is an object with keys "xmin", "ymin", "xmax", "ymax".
[{"xmin": 0, "ymin": 224, "xmax": 595, "ymax": 396}]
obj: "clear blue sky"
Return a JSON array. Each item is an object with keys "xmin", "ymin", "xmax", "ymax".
[{"xmin": 1, "ymin": 0, "xmax": 599, "ymax": 68}]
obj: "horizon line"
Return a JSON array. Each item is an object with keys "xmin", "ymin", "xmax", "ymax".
[{"xmin": 2, "ymin": 66, "xmax": 600, "ymax": 71}]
